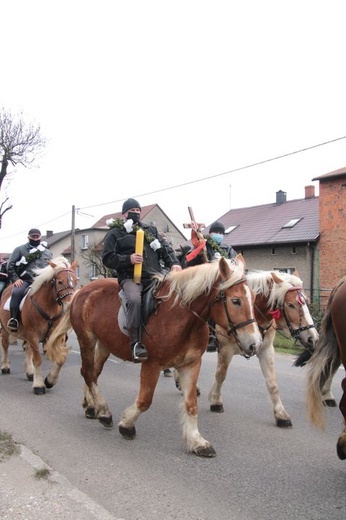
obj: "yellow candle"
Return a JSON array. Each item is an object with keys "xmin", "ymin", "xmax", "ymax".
[{"xmin": 133, "ymin": 228, "xmax": 144, "ymax": 283}]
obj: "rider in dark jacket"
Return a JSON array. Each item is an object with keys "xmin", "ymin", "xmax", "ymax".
[
  {"xmin": 6, "ymin": 228, "xmax": 53, "ymax": 332},
  {"xmin": 102, "ymin": 198, "xmax": 182, "ymax": 362}
]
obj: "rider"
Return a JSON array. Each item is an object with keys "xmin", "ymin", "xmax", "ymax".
[
  {"xmin": 185, "ymin": 220, "xmax": 237, "ymax": 352},
  {"xmin": 6, "ymin": 229, "xmax": 53, "ymax": 332},
  {"xmin": 102, "ymin": 198, "xmax": 182, "ymax": 363}
]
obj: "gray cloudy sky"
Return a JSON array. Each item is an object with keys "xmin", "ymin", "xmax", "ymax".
[{"xmin": 1, "ymin": 0, "xmax": 345, "ymax": 252}]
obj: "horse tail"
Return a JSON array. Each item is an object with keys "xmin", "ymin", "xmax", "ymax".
[
  {"xmin": 45, "ymin": 303, "xmax": 73, "ymax": 365},
  {"xmin": 306, "ymin": 307, "xmax": 341, "ymax": 429}
]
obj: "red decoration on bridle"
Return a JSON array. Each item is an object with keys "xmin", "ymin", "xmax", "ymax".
[{"xmin": 269, "ymin": 308, "xmax": 282, "ymax": 320}]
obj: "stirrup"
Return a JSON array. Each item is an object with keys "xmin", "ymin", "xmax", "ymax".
[
  {"xmin": 131, "ymin": 342, "xmax": 148, "ymax": 363},
  {"xmin": 7, "ymin": 318, "xmax": 19, "ymax": 332}
]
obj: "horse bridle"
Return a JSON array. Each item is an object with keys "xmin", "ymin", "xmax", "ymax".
[
  {"xmin": 275, "ymin": 286, "xmax": 316, "ymax": 340},
  {"xmin": 190, "ymin": 277, "xmax": 257, "ymax": 349},
  {"xmin": 29, "ymin": 268, "xmax": 77, "ymax": 343}
]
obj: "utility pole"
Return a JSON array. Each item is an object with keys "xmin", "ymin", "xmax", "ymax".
[{"xmin": 71, "ymin": 205, "xmax": 75, "ymax": 263}]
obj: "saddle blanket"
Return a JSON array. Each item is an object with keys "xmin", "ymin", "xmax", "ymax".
[{"xmin": 3, "ymin": 292, "xmax": 30, "ymax": 312}]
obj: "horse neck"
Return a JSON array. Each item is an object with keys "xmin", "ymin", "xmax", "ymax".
[
  {"xmin": 254, "ymin": 293, "xmax": 273, "ymax": 326},
  {"xmin": 32, "ymin": 281, "xmax": 58, "ymax": 309}
]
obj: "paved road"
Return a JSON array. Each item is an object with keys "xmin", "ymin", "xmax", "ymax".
[{"xmin": 0, "ymin": 336, "xmax": 345, "ymax": 519}]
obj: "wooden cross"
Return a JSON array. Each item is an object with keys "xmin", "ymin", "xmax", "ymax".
[{"xmin": 183, "ymin": 207, "xmax": 205, "ymax": 231}]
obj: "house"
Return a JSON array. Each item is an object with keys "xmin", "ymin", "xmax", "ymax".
[{"xmin": 198, "ymin": 168, "xmax": 346, "ymax": 310}]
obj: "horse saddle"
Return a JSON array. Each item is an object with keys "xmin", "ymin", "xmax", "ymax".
[{"xmin": 117, "ymin": 279, "xmax": 162, "ymax": 336}]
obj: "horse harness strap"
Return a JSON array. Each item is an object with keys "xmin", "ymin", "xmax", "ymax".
[
  {"xmin": 29, "ymin": 295, "xmax": 64, "ymax": 343},
  {"xmin": 192, "ymin": 277, "xmax": 256, "ymax": 347}
]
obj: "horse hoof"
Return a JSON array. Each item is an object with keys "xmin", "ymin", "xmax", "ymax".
[
  {"xmin": 44, "ymin": 377, "xmax": 55, "ymax": 389},
  {"xmin": 276, "ymin": 418, "xmax": 293, "ymax": 428},
  {"xmin": 85, "ymin": 407, "xmax": 96, "ymax": 419},
  {"xmin": 33, "ymin": 387, "xmax": 46, "ymax": 395},
  {"xmin": 196, "ymin": 387, "xmax": 201, "ymax": 396},
  {"xmin": 1, "ymin": 368, "xmax": 10, "ymax": 374},
  {"xmin": 119, "ymin": 425, "xmax": 136, "ymax": 440},
  {"xmin": 336, "ymin": 442, "xmax": 346, "ymax": 460},
  {"xmin": 195, "ymin": 445, "xmax": 216, "ymax": 458},
  {"xmin": 210, "ymin": 404, "xmax": 224, "ymax": 413},
  {"xmin": 99, "ymin": 416, "xmax": 113, "ymax": 428},
  {"xmin": 323, "ymin": 399, "xmax": 337, "ymax": 408},
  {"xmin": 175, "ymin": 381, "xmax": 181, "ymax": 391},
  {"xmin": 26, "ymin": 373, "xmax": 34, "ymax": 381}
]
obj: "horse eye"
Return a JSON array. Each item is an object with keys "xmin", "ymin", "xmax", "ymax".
[
  {"xmin": 231, "ymin": 298, "xmax": 240, "ymax": 305},
  {"xmin": 287, "ymin": 302, "xmax": 295, "ymax": 309}
]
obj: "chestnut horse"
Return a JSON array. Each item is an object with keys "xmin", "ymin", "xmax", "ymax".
[
  {"xmin": 306, "ymin": 276, "xmax": 346, "ymax": 460},
  {"xmin": 207, "ymin": 270, "xmax": 319, "ymax": 427},
  {"xmin": 45, "ymin": 256, "xmax": 262, "ymax": 457},
  {"xmin": 0, "ymin": 257, "xmax": 78, "ymax": 394}
]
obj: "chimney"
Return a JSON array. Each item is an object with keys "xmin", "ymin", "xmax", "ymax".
[
  {"xmin": 46, "ymin": 230, "xmax": 53, "ymax": 237},
  {"xmin": 276, "ymin": 190, "xmax": 287, "ymax": 205},
  {"xmin": 305, "ymin": 185, "xmax": 315, "ymax": 199}
]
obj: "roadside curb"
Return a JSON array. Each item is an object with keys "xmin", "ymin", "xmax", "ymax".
[{"xmin": 0, "ymin": 442, "xmax": 124, "ymax": 520}]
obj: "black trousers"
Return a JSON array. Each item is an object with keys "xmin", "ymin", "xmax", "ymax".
[{"xmin": 10, "ymin": 281, "xmax": 31, "ymax": 310}]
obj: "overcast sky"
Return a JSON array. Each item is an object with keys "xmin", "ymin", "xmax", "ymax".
[{"xmin": 1, "ymin": 1, "xmax": 345, "ymax": 253}]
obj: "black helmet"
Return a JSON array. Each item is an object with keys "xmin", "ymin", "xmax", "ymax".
[
  {"xmin": 209, "ymin": 221, "xmax": 225, "ymax": 234},
  {"xmin": 122, "ymin": 198, "xmax": 141, "ymax": 214}
]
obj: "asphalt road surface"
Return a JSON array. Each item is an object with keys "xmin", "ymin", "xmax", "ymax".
[{"xmin": 0, "ymin": 335, "xmax": 345, "ymax": 520}]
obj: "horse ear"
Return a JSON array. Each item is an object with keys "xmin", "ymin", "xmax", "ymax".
[
  {"xmin": 235, "ymin": 253, "xmax": 246, "ymax": 269},
  {"xmin": 293, "ymin": 268, "xmax": 300, "ymax": 277},
  {"xmin": 48, "ymin": 260, "xmax": 57, "ymax": 269},
  {"xmin": 271, "ymin": 271, "xmax": 284, "ymax": 284},
  {"xmin": 219, "ymin": 256, "xmax": 232, "ymax": 278},
  {"xmin": 71, "ymin": 260, "xmax": 78, "ymax": 271}
]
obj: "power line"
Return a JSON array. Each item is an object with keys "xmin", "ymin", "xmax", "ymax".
[{"xmin": 80, "ymin": 134, "xmax": 346, "ymax": 211}]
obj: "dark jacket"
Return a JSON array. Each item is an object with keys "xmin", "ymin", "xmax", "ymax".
[
  {"xmin": 7, "ymin": 242, "xmax": 53, "ymax": 283},
  {"xmin": 102, "ymin": 222, "xmax": 180, "ymax": 284}
]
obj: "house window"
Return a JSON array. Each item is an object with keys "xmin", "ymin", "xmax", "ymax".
[
  {"xmin": 292, "ymin": 246, "xmax": 297, "ymax": 254},
  {"xmin": 225, "ymin": 225, "xmax": 238, "ymax": 233},
  {"xmin": 271, "ymin": 248, "xmax": 276, "ymax": 255},
  {"xmin": 81, "ymin": 234, "xmax": 89, "ymax": 250},
  {"xmin": 274, "ymin": 267, "xmax": 295, "ymax": 274},
  {"xmin": 282, "ymin": 218, "xmax": 301, "ymax": 228},
  {"xmin": 89, "ymin": 263, "xmax": 97, "ymax": 279}
]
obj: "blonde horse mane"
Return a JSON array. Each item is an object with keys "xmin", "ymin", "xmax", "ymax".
[
  {"xmin": 30, "ymin": 256, "xmax": 71, "ymax": 295},
  {"xmin": 154, "ymin": 257, "xmax": 245, "ymax": 306},
  {"xmin": 247, "ymin": 270, "xmax": 304, "ymax": 310}
]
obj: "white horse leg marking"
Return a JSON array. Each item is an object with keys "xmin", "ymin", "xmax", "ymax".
[
  {"xmin": 119, "ymin": 402, "xmax": 142, "ymax": 429},
  {"xmin": 257, "ymin": 333, "xmax": 292, "ymax": 427}
]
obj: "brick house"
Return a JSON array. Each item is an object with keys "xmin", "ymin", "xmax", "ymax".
[{"xmin": 312, "ymin": 167, "xmax": 346, "ymax": 308}]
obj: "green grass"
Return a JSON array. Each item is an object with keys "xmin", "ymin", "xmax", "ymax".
[
  {"xmin": 0, "ymin": 431, "xmax": 20, "ymax": 461},
  {"xmin": 273, "ymin": 333, "xmax": 303, "ymax": 355},
  {"xmin": 34, "ymin": 467, "xmax": 51, "ymax": 479}
]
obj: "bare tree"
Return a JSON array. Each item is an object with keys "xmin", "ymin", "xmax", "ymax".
[
  {"xmin": 0, "ymin": 108, "xmax": 47, "ymax": 228},
  {"xmin": 80, "ymin": 244, "xmax": 113, "ymax": 279}
]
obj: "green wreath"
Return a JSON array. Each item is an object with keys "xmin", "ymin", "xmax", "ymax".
[
  {"xmin": 108, "ymin": 218, "xmax": 160, "ymax": 252},
  {"xmin": 205, "ymin": 234, "xmax": 228, "ymax": 258}
]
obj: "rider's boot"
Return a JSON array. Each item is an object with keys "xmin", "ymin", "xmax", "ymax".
[
  {"xmin": 128, "ymin": 327, "xmax": 148, "ymax": 363},
  {"xmin": 7, "ymin": 307, "xmax": 19, "ymax": 332}
]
